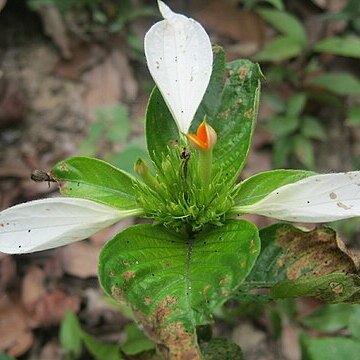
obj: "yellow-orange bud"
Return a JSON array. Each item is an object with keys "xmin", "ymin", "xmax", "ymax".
[{"xmin": 186, "ymin": 120, "xmax": 217, "ymax": 151}]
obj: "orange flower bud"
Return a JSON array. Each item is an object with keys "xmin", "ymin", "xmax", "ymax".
[{"xmin": 186, "ymin": 120, "xmax": 217, "ymax": 151}]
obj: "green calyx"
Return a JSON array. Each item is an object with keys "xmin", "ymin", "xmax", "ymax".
[{"xmin": 134, "ymin": 145, "xmax": 236, "ymax": 231}]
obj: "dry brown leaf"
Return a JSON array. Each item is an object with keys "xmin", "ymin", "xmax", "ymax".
[
  {"xmin": 0, "ymin": 254, "xmax": 16, "ymax": 291},
  {"xmin": 281, "ymin": 322, "xmax": 301, "ymax": 360},
  {"xmin": 37, "ymin": 6, "xmax": 72, "ymax": 59},
  {"xmin": 0, "ymin": 294, "xmax": 33, "ymax": 357},
  {"xmin": 83, "ymin": 49, "xmax": 138, "ymax": 117},
  {"xmin": 83, "ymin": 288, "xmax": 128, "ymax": 327},
  {"xmin": 62, "ymin": 241, "xmax": 99, "ymax": 278},
  {"xmin": 39, "ymin": 340, "xmax": 61, "ymax": 360},
  {"xmin": 194, "ymin": 1, "xmax": 265, "ymax": 57},
  {"xmin": 55, "ymin": 44, "xmax": 106, "ymax": 80},
  {"xmin": 0, "ymin": 77, "xmax": 25, "ymax": 127},
  {"xmin": 21, "ymin": 266, "xmax": 80, "ymax": 327},
  {"xmin": 26, "ymin": 289, "xmax": 80, "ymax": 327},
  {"xmin": 21, "ymin": 266, "xmax": 47, "ymax": 308},
  {"xmin": 0, "ymin": 0, "xmax": 6, "ymax": 13}
]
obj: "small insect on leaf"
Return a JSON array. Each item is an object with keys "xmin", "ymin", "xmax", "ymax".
[
  {"xmin": 180, "ymin": 147, "xmax": 191, "ymax": 179},
  {"xmin": 30, "ymin": 170, "xmax": 57, "ymax": 188}
]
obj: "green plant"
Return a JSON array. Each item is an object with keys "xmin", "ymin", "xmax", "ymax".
[
  {"xmin": 1, "ymin": 1, "xmax": 360, "ymax": 358},
  {"xmin": 79, "ymin": 104, "xmax": 150, "ymax": 175},
  {"xmin": 264, "ymin": 92, "xmax": 326, "ymax": 169},
  {"xmin": 60, "ymin": 311, "xmax": 154, "ymax": 359}
]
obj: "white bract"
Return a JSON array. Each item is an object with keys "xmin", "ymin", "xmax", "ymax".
[
  {"xmin": 0, "ymin": 198, "xmax": 140, "ymax": 254},
  {"xmin": 144, "ymin": 0, "xmax": 213, "ymax": 133},
  {"xmin": 235, "ymin": 172, "xmax": 360, "ymax": 222}
]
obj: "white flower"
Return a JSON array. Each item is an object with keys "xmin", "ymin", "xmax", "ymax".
[
  {"xmin": 0, "ymin": 198, "xmax": 141, "ymax": 254},
  {"xmin": 144, "ymin": 0, "xmax": 213, "ymax": 133},
  {"xmin": 234, "ymin": 172, "xmax": 360, "ymax": 222}
]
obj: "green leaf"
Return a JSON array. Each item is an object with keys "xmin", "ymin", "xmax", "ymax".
[
  {"xmin": 59, "ymin": 311, "xmax": 82, "ymax": 359},
  {"xmin": 0, "ymin": 354, "xmax": 16, "ymax": 360},
  {"xmin": 200, "ymin": 338, "xmax": 244, "ymax": 359},
  {"xmin": 96, "ymin": 104, "xmax": 131, "ymax": 143},
  {"xmin": 286, "ymin": 93, "xmax": 307, "ymax": 117},
  {"xmin": 51, "ymin": 157, "xmax": 139, "ymax": 210},
  {"xmin": 265, "ymin": 115, "xmax": 299, "ymax": 137},
  {"xmin": 245, "ymin": 224, "xmax": 360, "ymax": 303},
  {"xmin": 301, "ymin": 334, "xmax": 360, "ymax": 360},
  {"xmin": 81, "ymin": 331, "xmax": 121, "ymax": 360},
  {"xmin": 293, "ymin": 134, "xmax": 315, "ymax": 169},
  {"xmin": 99, "ymin": 220, "xmax": 260, "ymax": 355},
  {"xmin": 314, "ymin": 36, "xmax": 360, "ymax": 58},
  {"xmin": 257, "ymin": 9, "xmax": 307, "ymax": 45},
  {"xmin": 145, "ymin": 86, "xmax": 179, "ymax": 168},
  {"xmin": 272, "ymin": 274, "xmax": 360, "ymax": 302},
  {"xmin": 302, "ymin": 304, "xmax": 355, "ymax": 332},
  {"xmin": 193, "ymin": 45, "xmax": 226, "ymax": 127},
  {"xmin": 106, "ymin": 136, "xmax": 151, "ymax": 175},
  {"xmin": 121, "ymin": 323, "xmax": 155, "ymax": 355},
  {"xmin": 255, "ymin": 36, "xmax": 304, "ymax": 62},
  {"xmin": 349, "ymin": 306, "xmax": 360, "ymax": 339},
  {"xmin": 347, "ymin": 104, "xmax": 360, "ymax": 126},
  {"xmin": 310, "ymin": 73, "xmax": 360, "ymax": 96},
  {"xmin": 272, "ymin": 136, "xmax": 293, "ymax": 167},
  {"xmin": 262, "ymin": 93, "xmax": 286, "ymax": 112},
  {"xmin": 243, "ymin": 0, "xmax": 284, "ymax": 10},
  {"xmin": 79, "ymin": 104, "xmax": 131, "ymax": 157},
  {"xmin": 145, "ymin": 46, "xmax": 226, "ymax": 169},
  {"xmin": 233, "ymin": 169, "xmax": 314, "ymax": 208},
  {"xmin": 211, "ymin": 59, "xmax": 262, "ymax": 182},
  {"xmin": 301, "ymin": 116, "xmax": 326, "ymax": 141}
]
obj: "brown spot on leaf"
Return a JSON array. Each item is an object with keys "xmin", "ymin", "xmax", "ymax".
[
  {"xmin": 275, "ymin": 226, "xmax": 358, "ymax": 281},
  {"xmin": 133, "ymin": 306, "xmax": 201, "ymax": 359},
  {"xmin": 157, "ymin": 322, "xmax": 201, "ymax": 359},
  {"xmin": 123, "ymin": 271, "xmax": 135, "ymax": 281},
  {"xmin": 58, "ymin": 163, "xmax": 68, "ymax": 172},
  {"xmin": 329, "ymin": 281, "xmax": 344, "ymax": 294},
  {"xmin": 144, "ymin": 297, "xmax": 152, "ymax": 306},
  {"xmin": 244, "ymin": 108, "xmax": 253, "ymax": 118},
  {"xmin": 123, "ymin": 261, "xmax": 130, "ymax": 267},
  {"xmin": 219, "ymin": 275, "xmax": 230, "ymax": 286},
  {"xmin": 219, "ymin": 109, "xmax": 230, "ymax": 119},
  {"xmin": 153, "ymin": 295, "xmax": 178, "ymax": 324},
  {"xmin": 111, "ymin": 285, "xmax": 125, "ymax": 302},
  {"xmin": 239, "ymin": 65, "xmax": 248, "ymax": 79},
  {"xmin": 329, "ymin": 192, "xmax": 337, "ymax": 199}
]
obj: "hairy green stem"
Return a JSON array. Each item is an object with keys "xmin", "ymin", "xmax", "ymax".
[{"xmin": 199, "ymin": 149, "xmax": 213, "ymax": 189}]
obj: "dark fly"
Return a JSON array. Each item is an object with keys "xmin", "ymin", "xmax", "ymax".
[
  {"xmin": 180, "ymin": 147, "xmax": 191, "ymax": 179},
  {"xmin": 31, "ymin": 170, "xmax": 57, "ymax": 188}
]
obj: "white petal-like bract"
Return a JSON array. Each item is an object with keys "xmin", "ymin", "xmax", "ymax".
[
  {"xmin": 144, "ymin": 0, "xmax": 213, "ymax": 133},
  {"xmin": 0, "ymin": 198, "xmax": 141, "ymax": 254},
  {"xmin": 235, "ymin": 172, "xmax": 360, "ymax": 222}
]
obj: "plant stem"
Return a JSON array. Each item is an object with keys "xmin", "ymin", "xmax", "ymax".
[{"xmin": 199, "ymin": 149, "xmax": 212, "ymax": 189}]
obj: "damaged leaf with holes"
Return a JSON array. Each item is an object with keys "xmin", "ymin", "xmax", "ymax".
[{"xmin": 242, "ymin": 224, "xmax": 360, "ymax": 303}]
